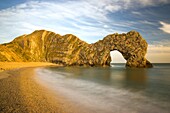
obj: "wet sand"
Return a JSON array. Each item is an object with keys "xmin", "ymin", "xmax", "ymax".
[{"xmin": 0, "ymin": 62, "xmax": 86, "ymax": 113}]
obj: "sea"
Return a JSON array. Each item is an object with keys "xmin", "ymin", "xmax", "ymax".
[{"xmin": 36, "ymin": 63, "xmax": 170, "ymax": 113}]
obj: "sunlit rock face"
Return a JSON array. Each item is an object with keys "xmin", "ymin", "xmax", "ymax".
[
  {"xmin": 0, "ymin": 30, "xmax": 152, "ymax": 68},
  {"xmin": 92, "ymin": 31, "xmax": 153, "ymax": 67}
]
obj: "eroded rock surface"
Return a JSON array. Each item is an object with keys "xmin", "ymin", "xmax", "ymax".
[{"xmin": 0, "ymin": 30, "xmax": 152, "ymax": 68}]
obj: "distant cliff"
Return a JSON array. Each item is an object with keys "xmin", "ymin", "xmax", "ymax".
[{"xmin": 0, "ymin": 30, "xmax": 152, "ymax": 68}]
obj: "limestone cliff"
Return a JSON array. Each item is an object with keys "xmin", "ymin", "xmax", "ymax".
[{"xmin": 0, "ymin": 30, "xmax": 152, "ymax": 68}]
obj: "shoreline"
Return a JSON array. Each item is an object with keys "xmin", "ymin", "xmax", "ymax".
[
  {"xmin": 0, "ymin": 62, "xmax": 59, "ymax": 71},
  {"xmin": 0, "ymin": 62, "xmax": 59, "ymax": 79},
  {"xmin": 0, "ymin": 62, "xmax": 88, "ymax": 113}
]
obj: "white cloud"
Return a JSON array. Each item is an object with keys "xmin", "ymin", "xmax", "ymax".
[
  {"xmin": 105, "ymin": 5, "xmax": 121, "ymax": 12},
  {"xmin": 138, "ymin": 0, "xmax": 169, "ymax": 6},
  {"xmin": 148, "ymin": 45, "xmax": 170, "ymax": 53},
  {"xmin": 146, "ymin": 40, "xmax": 170, "ymax": 63},
  {"xmin": 131, "ymin": 11, "xmax": 142, "ymax": 15},
  {"xmin": 151, "ymin": 40, "xmax": 170, "ymax": 47},
  {"xmin": 147, "ymin": 45, "xmax": 170, "ymax": 63},
  {"xmin": 159, "ymin": 21, "xmax": 170, "ymax": 34},
  {"xmin": 0, "ymin": 0, "xmax": 170, "ymax": 44},
  {"xmin": 0, "ymin": 0, "xmax": 131, "ymax": 44},
  {"xmin": 121, "ymin": 0, "xmax": 170, "ymax": 9},
  {"xmin": 139, "ymin": 20, "xmax": 156, "ymax": 26},
  {"xmin": 103, "ymin": 25, "xmax": 109, "ymax": 28},
  {"xmin": 0, "ymin": 1, "xmax": 111, "ymax": 43}
]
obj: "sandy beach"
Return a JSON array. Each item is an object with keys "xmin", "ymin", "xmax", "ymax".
[
  {"xmin": 0, "ymin": 62, "xmax": 85, "ymax": 113},
  {"xmin": 0, "ymin": 62, "xmax": 58, "ymax": 72},
  {"xmin": 0, "ymin": 62, "xmax": 59, "ymax": 79}
]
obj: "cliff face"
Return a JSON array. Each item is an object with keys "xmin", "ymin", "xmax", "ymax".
[{"xmin": 0, "ymin": 30, "xmax": 152, "ymax": 68}]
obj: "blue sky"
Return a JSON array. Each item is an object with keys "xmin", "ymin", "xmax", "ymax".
[{"xmin": 0, "ymin": 0, "xmax": 170, "ymax": 62}]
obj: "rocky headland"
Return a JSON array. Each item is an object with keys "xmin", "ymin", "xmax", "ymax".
[{"xmin": 0, "ymin": 30, "xmax": 152, "ymax": 68}]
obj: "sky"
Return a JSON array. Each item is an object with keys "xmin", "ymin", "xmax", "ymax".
[{"xmin": 0, "ymin": 0, "xmax": 170, "ymax": 63}]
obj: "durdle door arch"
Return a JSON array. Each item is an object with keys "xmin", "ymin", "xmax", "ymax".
[
  {"xmin": 75, "ymin": 31, "xmax": 153, "ymax": 68},
  {"xmin": 0, "ymin": 30, "xmax": 153, "ymax": 68},
  {"xmin": 102, "ymin": 31, "xmax": 152, "ymax": 68}
]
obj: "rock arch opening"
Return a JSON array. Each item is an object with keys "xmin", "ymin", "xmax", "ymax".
[{"xmin": 110, "ymin": 50, "xmax": 126, "ymax": 66}]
